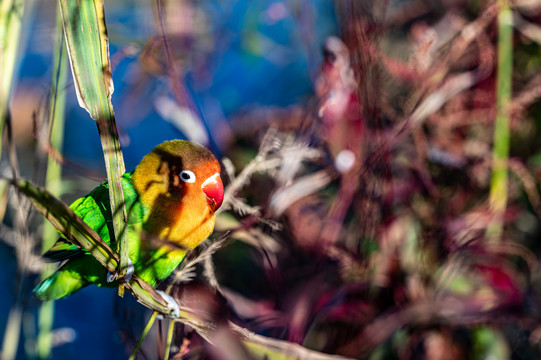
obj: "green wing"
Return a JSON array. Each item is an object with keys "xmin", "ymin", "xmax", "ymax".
[
  {"xmin": 43, "ymin": 172, "xmax": 146, "ymax": 261},
  {"xmin": 36, "ymin": 171, "xmax": 190, "ymax": 297}
]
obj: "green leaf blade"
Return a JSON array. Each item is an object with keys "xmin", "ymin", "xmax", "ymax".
[{"xmin": 59, "ymin": 0, "xmax": 130, "ymax": 282}]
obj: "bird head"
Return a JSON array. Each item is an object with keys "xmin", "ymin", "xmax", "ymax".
[{"xmin": 132, "ymin": 140, "xmax": 224, "ymax": 213}]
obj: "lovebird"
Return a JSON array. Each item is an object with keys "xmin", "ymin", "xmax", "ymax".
[{"xmin": 34, "ymin": 140, "xmax": 224, "ymax": 302}]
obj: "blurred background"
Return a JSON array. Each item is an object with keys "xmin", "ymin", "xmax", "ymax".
[{"xmin": 2, "ymin": 0, "xmax": 541, "ymax": 359}]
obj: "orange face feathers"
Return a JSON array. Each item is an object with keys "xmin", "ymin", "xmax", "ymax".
[
  {"xmin": 132, "ymin": 140, "xmax": 223, "ymax": 249},
  {"xmin": 132, "ymin": 140, "xmax": 222, "ymax": 210}
]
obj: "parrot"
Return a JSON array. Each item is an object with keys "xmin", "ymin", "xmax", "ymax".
[{"xmin": 33, "ymin": 140, "xmax": 224, "ymax": 305}]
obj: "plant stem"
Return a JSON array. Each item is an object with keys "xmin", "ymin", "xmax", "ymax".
[
  {"xmin": 2, "ymin": 307, "xmax": 22, "ymax": 360},
  {"xmin": 0, "ymin": 0, "xmax": 25, "ymax": 146},
  {"xmin": 487, "ymin": 0, "xmax": 513, "ymax": 241},
  {"xmin": 0, "ymin": 0, "xmax": 25, "ymax": 225},
  {"xmin": 37, "ymin": 6, "xmax": 68, "ymax": 358},
  {"xmin": 0, "ymin": 3, "xmax": 26, "ymax": 357},
  {"xmin": 163, "ymin": 320, "xmax": 176, "ymax": 360},
  {"xmin": 129, "ymin": 312, "xmax": 158, "ymax": 360}
]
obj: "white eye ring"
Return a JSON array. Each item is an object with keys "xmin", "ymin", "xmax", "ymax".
[{"xmin": 179, "ymin": 170, "xmax": 196, "ymax": 183}]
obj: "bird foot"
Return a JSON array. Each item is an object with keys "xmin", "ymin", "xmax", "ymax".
[
  {"xmin": 107, "ymin": 259, "xmax": 134, "ymax": 283},
  {"xmin": 155, "ymin": 290, "xmax": 180, "ymax": 319},
  {"xmin": 106, "ymin": 272, "xmax": 115, "ymax": 283},
  {"xmin": 124, "ymin": 259, "xmax": 134, "ymax": 282}
]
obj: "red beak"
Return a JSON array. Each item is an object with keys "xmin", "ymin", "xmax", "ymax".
[{"xmin": 201, "ymin": 173, "xmax": 224, "ymax": 212}]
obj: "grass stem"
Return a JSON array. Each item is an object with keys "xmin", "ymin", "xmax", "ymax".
[{"xmin": 487, "ymin": 0, "xmax": 513, "ymax": 241}]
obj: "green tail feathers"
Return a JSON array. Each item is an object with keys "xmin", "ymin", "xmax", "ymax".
[{"xmin": 34, "ymin": 270, "xmax": 88, "ymax": 301}]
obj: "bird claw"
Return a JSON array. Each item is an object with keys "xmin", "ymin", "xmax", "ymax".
[
  {"xmin": 107, "ymin": 259, "xmax": 134, "ymax": 283},
  {"xmin": 124, "ymin": 259, "xmax": 134, "ymax": 282},
  {"xmin": 106, "ymin": 271, "xmax": 116, "ymax": 283},
  {"xmin": 155, "ymin": 290, "xmax": 180, "ymax": 319}
]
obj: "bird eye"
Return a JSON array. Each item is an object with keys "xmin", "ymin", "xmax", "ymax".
[{"xmin": 179, "ymin": 170, "xmax": 196, "ymax": 183}]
